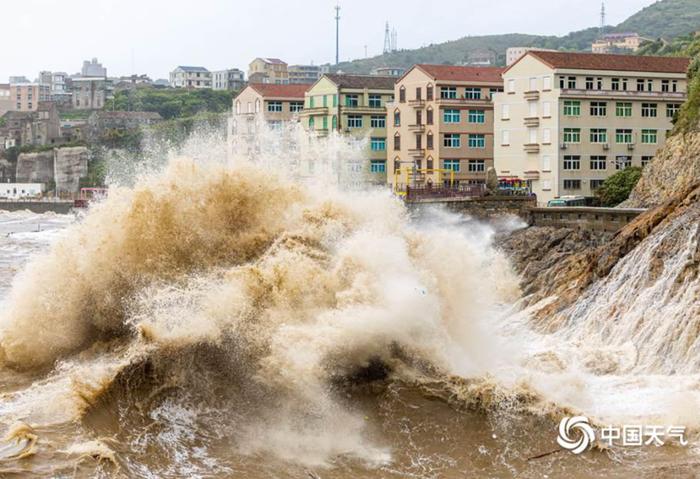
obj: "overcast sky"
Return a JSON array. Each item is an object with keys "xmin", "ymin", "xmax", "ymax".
[{"xmin": 2, "ymin": 0, "xmax": 656, "ymax": 81}]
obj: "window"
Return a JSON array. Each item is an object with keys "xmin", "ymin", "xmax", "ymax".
[
  {"xmin": 590, "ymin": 128, "xmax": 607, "ymax": 143},
  {"xmin": 542, "ymin": 155, "xmax": 552, "ymax": 171},
  {"xmin": 559, "ymin": 76, "xmax": 565, "ymax": 89},
  {"xmin": 426, "ymin": 85, "xmax": 434, "ymax": 100},
  {"xmin": 332, "ymin": 115, "xmax": 337, "ymax": 130},
  {"xmin": 542, "ymin": 101, "xmax": 551, "ymax": 117},
  {"xmin": 370, "ymin": 116, "xmax": 386, "ymax": 128},
  {"xmin": 590, "ymin": 101, "xmax": 607, "ymax": 116},
  {"xmin": 333, "ymin": 94, "xmax": 338, "ymax": 107},
  {"xmin": 399, "ymin": 86, "xmax": 406, "ymax": 102},
  {"xmin": 501, "ymin": 104, "xmax": 510, "ymax": 120},
  {"xmin": 369, "ymin": 95, "xmax": 382, "ymax": 108},
  {"xmin": 563, "ymin": 100, "xmax": 580, "ymax": 116},
  {"xmin": 563, "ymin": 128, "xmax": 580, "ymax": 143},
  {"xmin": 394, "ymin": 134, "xmax": 401, "ymax": 150},
  {"xmin": 426, "ymin": 157, "xmax": 434, "ymax": 169},
  {"xmin": 501, "ymin": 130, "xmax": 510, "ymax": 145},
  {"xmin": 612, "ymin": 78, "xmax": 620, "ymax": 91},
  {"xmin": 597, "ymin": 77, "xmax": 603, "ymax": 90},
  {"xmin": 616, "ymin": 102, "xmax": 632, "ymax": 117},
  {"xmin": 528, "ymin": 101, "xmax": 538, "ymax": 117},
  {"xmin": 563, "ymin": 179, "xmax": 581, "ymax": 190},
  {"xmin": 443, "ymin": 133, "xmax": 461, "ymax": 148},
  {"xmin": 563, "ymin": 156, "xmax": 581, "ymax": 170},
  {"xmin": 642, "ymin": 156, "xmax": 653, "ymax": 167},
  {"xmin": 308, "ymin": 96, "xmax": 315, "ymax": 108},
  {"xmin": 672, "ymin": 80, "xmax": 678, "ymax": 93},
  {"xmin": 322, "ymin": 116, "xmax": 328, "ymax": 129},
  {"xmin": 415, "ymin": 134, "xmax": 422, "ymax": 149},
  {"xmin": 415, "ymin": 87, "xmax": 422, "ymax": 100},
  {"xmin": 267, "ymin": 101, "xmax": 282, "ymax": 112},
  {"xmin": 647, "ymin": 79, "xmax": 653, "ymax": 92},
  {"xmin": 427, "ymin": 132, "xmax": 434, "ymax": 149},
  {"xmin": 667, "ymin": 103, "xmax": 681, "ymax": 118},
  {"xmin": 543, "ymin": 179, "xmax": 552, "ymax": 191},
  {"xmin": 394, "ymin": 110, "xmax": 400, "ymax": 127},
  {"xmin": 622, "ymin": 78, "xmax": 628, "ymax": 91},
  {"xmin": 426, "ymin": 108, "xmax": 433, "ymax": 125},
  {"xmin": 443, "ymin": 109, "xmax": 460, "ymax": 123},
  {"xmin": 309, "ymin": 117, "xmax": 315, "ymax": 129},
  {"xmin": 637, "ymin": 79, "xmax": 645, "ymax": 92},
  {"xmin": 468, "ymin": 160, "xmax": 486, "ymax": 172},
  {"xmin": 590, "ymin": 156, "xmax": 607, "ymax": 170},
  {"xmin": 567, "ymin": 76, "xmax": 576, "ymax": 89},
  {"xmin": 441, "ymin": 87, "xmax": 457, "ymax": 99},
  {"xmin": 616, "ymin": 129, "xmax": 633, "ymax": 144},
  {"xmin": 468, "ymin": 134, "xmax": 485, "ymax": 148},
  {"xmin": 615, "ymin": 156, "xmax": 632, "ymax": 170},
  {"xmin": 641, "ymin": 129, "xmax": 657, "ymax": 144},
  {"xmin": 443, "ymin": 159, "xmax": 460, "ymax": 172},
  {"xmin": 542, "ymin": 128, "xmax": 551, "ymax": 144},
  {"xmin": 347, "ymin": 115, "xmax": 363, "ymax": 128},
  {"xmin": 465, "ymin": 88, "xmax": 481, "ymax": 100},
  {"xmin": 585, "ymin": 77, "xmax": 594, "ymax": 90},
  {"xmin": 529, "ymin": 77, "xmax": 537, "ymax": 91},
  {"xmin": 323, "ymin": 95, "xmax": 328, "ymax": 107},
  {"xmin": 345, "ymin": 94, "xmax": 359, "ymax": 107},
  {"xmin": 641, "ymin": 103, "xmax": 657, "ymax": 118},
  {"xmin": 508, "ymin": 79, "xmax": 515, "ymax": 93},
  {"xmin": 662, "ymin": 80, "xmax": 670, "ymax": 92},
  {"xmin": 528, "ymin": 128, "xmax": 537, "ymax": 144},
  {"xmin": 370, "ymin": 138, "xmax": 386, "ymax": 151},
  {"xmin": 290, "ymin": 102, "xmax": 303, "ymax": 112},
  {"xmin": 590, "ymin": 179, "xmax": 605, "ymax": 190},
  {"xmin": 543, "ymin": 76, "xmax": 552, "ymax": 91},
  {"xmin": 370, "ymin": 160, "xmax": 386, "ymax": 173},
  {"xmin": 468, "ymin": 110, "xmax": 485, "ymax": 123},
  {"xmin": 268, "ymin": 120, "xmax": 282, "ymax": 130},
  {"xmin": 489, "ymin": 87, "xmax": 502, "ymax": 99}
]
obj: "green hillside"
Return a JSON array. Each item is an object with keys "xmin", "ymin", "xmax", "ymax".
[
  {"xmin": 334, "ymin": 0, "xmax": 700, "ymax": 73},
  {"xmin": 617, "ymin": 0, "xmax": 700, "ymax": 38}
]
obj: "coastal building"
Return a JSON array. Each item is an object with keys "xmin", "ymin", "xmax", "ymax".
[
  {"xmin": 10, "ymin": 83, "xmax": 51, "ymax": 111},
  {"xmin": 0, "ymin": 84, "xmax": 11, "ymax": 116},
  {"xmin": 212, "ymin": 69, "xmax": 245, "ymax": 91},
  {"xmin": 388, "ymin": 64, "xmax": 504, "ymax": 191},
  {"xmin": 86, "ymin": 111, "xmax": 163, "ymax": 141},
  {"xmin": 592, "ymin": 33, "xmax": 648, "ymax": 54},
  {"xmin": 71, "ymin": 77, "xmax": 110, "ymax": 110},
  {"xmin": 248, "ymin": 58, "xmax": 289, "ymax": 84},
  {"xmin": 169, "ymin": 66, "xmax": 212, "ymax": 89},
  {"xmin": 493, "ymin": 50, "xmax": 689, "ymax": 204},
  {"xmin": 232, "ymin": 83, "xmax": 309, "ymax": 130},
  {"xmin": 288, "ymin": 64, "xmax": 328, "ymax": 85},
  {"xmin": 300, "ymin": 74, "xmax": 396, "ymax": 183},
  {"xmin": 0, "ymin": 102, "xmax": 61, "ymax": 147},
  {"xmin": 506, "ymin": 47, "xmax": 558, "ymax": 66},
  {"xmin": 81, "ymin": 58, "xmax": 107, "ymax": 77}
]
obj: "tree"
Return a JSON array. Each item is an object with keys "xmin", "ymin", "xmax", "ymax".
[{"xmin": 595, "ymin": 167, "xmax": 643, "ymax": 207}]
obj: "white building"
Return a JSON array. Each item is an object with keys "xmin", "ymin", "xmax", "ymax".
[
  {"xmin": 169, "ymin": 66, "xmax": 212, "ymax": 89},
  {"xmin": 212, "ymin": 69, "xmax": 245, "ymax": 91},
  {"xmin": 0, "ymin": 183, "xmax": 43, "ymax": 200}
]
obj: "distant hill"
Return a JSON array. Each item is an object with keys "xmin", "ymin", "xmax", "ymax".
[{"xmin": 333, "ymin": 0, "xmax": 700, "ymax": 73}]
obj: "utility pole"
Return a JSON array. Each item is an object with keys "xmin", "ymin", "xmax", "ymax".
[
  {"xmin": 600, "ymin": 1, "xmax": 606, "ymax": 31},
  {"xmin": 335, "ymin": 4, "xmax": 341, "ymax": 65}
]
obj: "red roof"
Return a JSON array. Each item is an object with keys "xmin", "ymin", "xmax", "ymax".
[
  {"xmin": 526, "ymin": 51, "xmax": 690, "ymax": 74},
  {"xmin": 248, "ymin": 83, "xmax": 311, "ymax": 99},
  {"xmin": 414, "ymin": 64, "xmax": 505, "ymax": 83}
]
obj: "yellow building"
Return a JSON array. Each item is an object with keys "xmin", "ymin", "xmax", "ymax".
[
  {"xmin": 301, "ymin": 74, "xmax": 396, "ymax": 183},
  {"xmin": 494, "ymin": 51, "xmax": 689, "ymax": 204},
  {"xmin": 388, "ymin": 64, "xmax": 505, "ymax": 192},
  {"xmin": 248, "ymin": 58, "xmax": 289, "ymax": 84}
]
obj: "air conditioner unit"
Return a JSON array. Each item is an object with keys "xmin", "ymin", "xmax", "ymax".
[
  {"xmin": 560, "ymin": 143, "xmax": 568, "ymax": 150},
  {"xmin": 602, "ymin": 143, "xmax": 609, "ymax": 150}
]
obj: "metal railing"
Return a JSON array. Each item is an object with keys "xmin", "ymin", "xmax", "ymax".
[{"xmin": 405, "ymin": 183, "xmax": 486, "ymax": 201}]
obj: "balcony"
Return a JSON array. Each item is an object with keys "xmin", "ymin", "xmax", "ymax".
[
  {"xmin": 524, "ymin": 90, "xmax": 540, "ymax": 101},
  {"xmin": 524, "ymin": 116, "xmax": 540, "ymax": 127},
  {"xmin": 408, "ymin": 148, "xmax": 425, "ymax": 157},
  {"xmin": 436, "ymin": 96, "xmax": 491, "ymax": 106},
  {"xmin": 523, "ymin": 170, "xmax": 540, "ymax": 180},
  {"xmin": 341, "ymin": 104, "xmax": 385, "ymax": 114},
  {"xmin": 303, "ymin": 106, "xmax": 329, "ymax": 115},
  {"xmin": 408, "ymin": 123, "xmax": 425, "ymax": 132},
  {"xmin": 524, "ymin": 143, "xmax": 540, "ymax": 153},
  {"xmin": 560, "ymin": 88, "xmax": 687, "ymax": 100},
  {"xmin": 408, "ymin": 99, "xmax": 425, "ymax": 108}
]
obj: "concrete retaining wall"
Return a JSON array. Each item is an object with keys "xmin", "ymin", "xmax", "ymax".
[
  {"xmin": 407, "ymin": 196, "xmax": 536, "ymax": 219},
  {"xmin": 0, "ymin": 201, "xmax": 74, "ymax": 214},
  {"xmin": 529, "ymin": 207, "xmax": 646, "ymax": 232}
]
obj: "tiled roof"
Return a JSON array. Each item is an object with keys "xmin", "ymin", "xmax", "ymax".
[
  {"xmin": 527, "ymin": 51, "xmax": 690, "ymax": 74},
  {"xmin": 176, "ymin": 66, "xmax": 210, "ymax": 73},
  {"xmin": 261, "ymin": 58, "xmax": 286, "ymax": 65},
  {"xmin": 248, "ymin": 83, "xmax": 311, "ymax": 98},
  {"xmin": 414, "ymin": 64, "xmax": 505, "ymax": 83},
  {"xmin": 324, "ymin": 74, "xmax": 396, "ymax": 90}
]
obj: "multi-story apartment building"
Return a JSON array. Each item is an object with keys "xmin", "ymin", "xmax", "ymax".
[
  {"xmin": 0, "ymin": 84, "xmax": 11, "ymax": 116},
  {"xmin": 81, "ymin": 58, "xmax": 107, "ymax": 77},
  {"xmin": 10, "ymin": 83, "xmax": 51, "ymax": 111},
  {"xmin": 494, "ymin": 51, "xmax": 689, "ymax": 204},
  {"xmin": 592, "ymin": 33, "xmax": 648, "ymax": 54},
  {"xmin": 212, "ymin": 69, "xmax": 245, "ymax": 91},
  {"xmin": 300, "ymin": 74, "xmax": 396, "ymax": 182},
  {"xmin": 169, "ymin": 66, "xmax": 212, "ymax": 89},
  {"xmin": 248, "ymin": 58, "xmax": 289, "ymax": 84},
  {"xmin": 232, "ymin": 83, "xmax": 308, "ymax": 129},
  {"xmin": 288, "ymin": 65, "xmax": 328, "ymax": 85},
  {"xmin": 71, "ymin": 77, "xmax": 111, "ymax": 110},
  {"xmin": 388, "ymin": 64, "xmax": 504, "ymax": 191}
]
